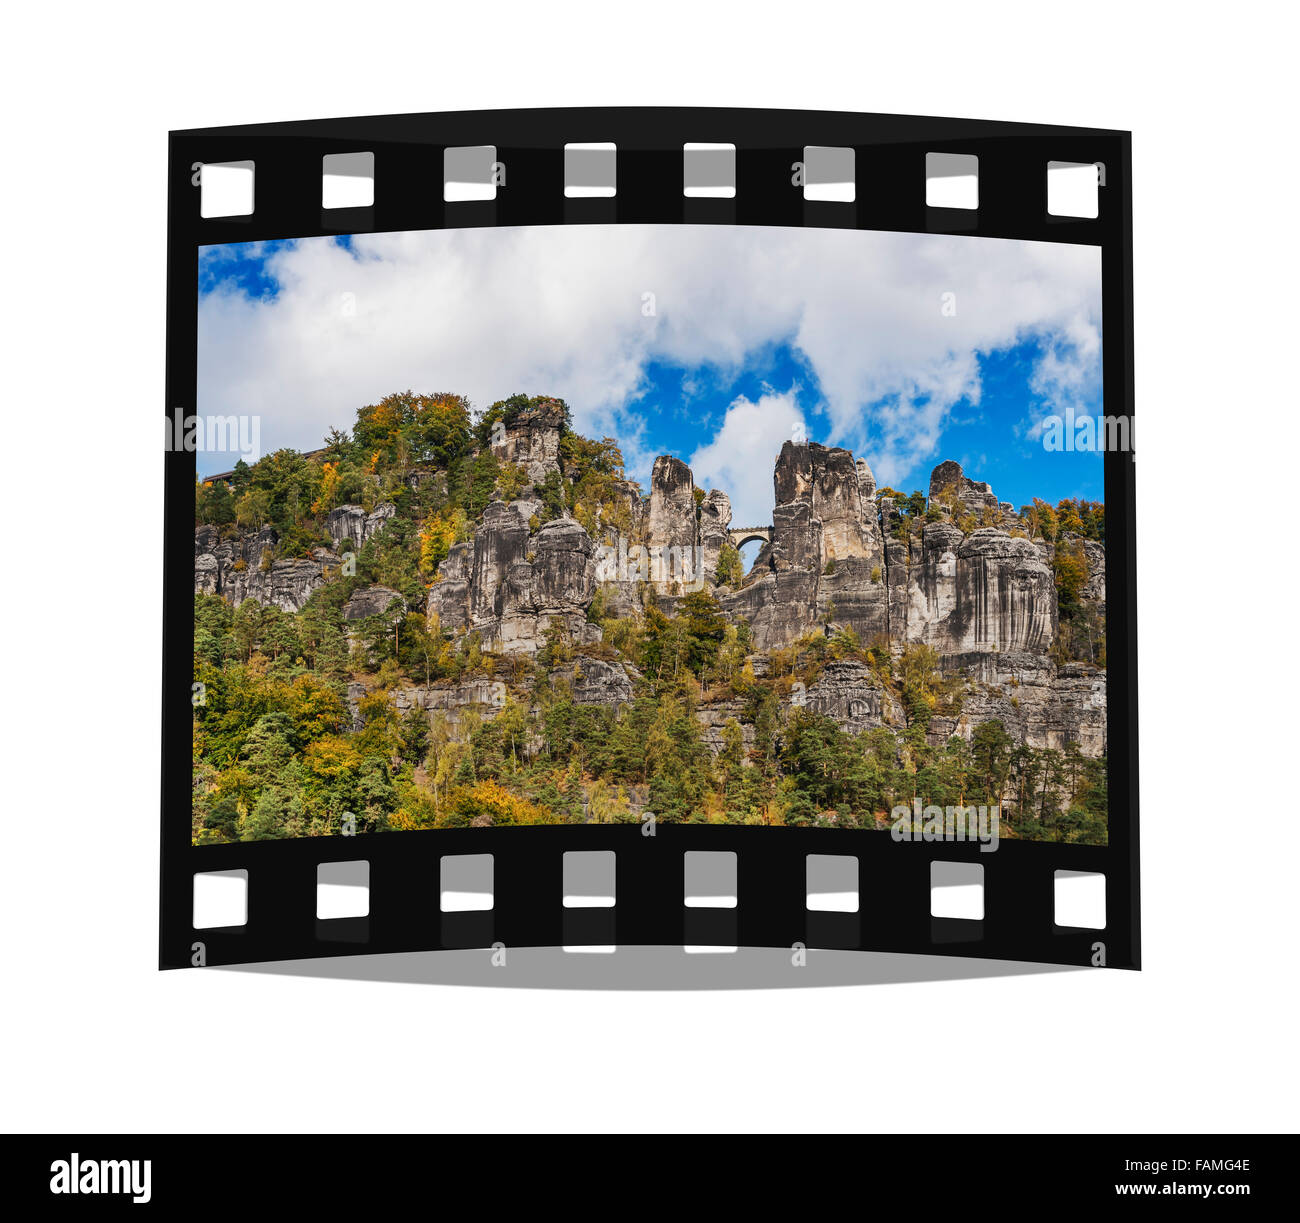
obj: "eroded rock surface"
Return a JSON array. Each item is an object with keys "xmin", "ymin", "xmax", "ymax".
[
  {"xmin": 343, "ymin": 585, "xmax": 405, "ymax": 622},
  {"xmin": 197, "ymin": 430, "xmax": 1106, "ymax": 759},
  {"xmin": 327, "ymin": 502, "xmax": 396, "ymax": 552},
  {"xmin": 194, "ymin": 524, "xmax": 333, "ymax": 612},
  {"xmin": 489, "ymin": 398, "xmax": 566, "ymax": 484}
]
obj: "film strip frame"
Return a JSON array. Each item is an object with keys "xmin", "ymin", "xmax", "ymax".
[{"xmin": 162, "ymin": 107, "xmax": 1138, "ymax": 971}]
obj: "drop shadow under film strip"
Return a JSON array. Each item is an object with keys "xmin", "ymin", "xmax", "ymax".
[{"xmin": 163, "ymin": 107, "xmax": 1137, "ymax": 972}]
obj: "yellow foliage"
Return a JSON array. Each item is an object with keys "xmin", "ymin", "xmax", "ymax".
[
  {"xmin": 419, "ymin": 507, "xmax": 466, "ymax": 577},
  {"xmin": 303, "ymin": 735, "xmax": 362, "ymax": 781},
  {"xmin": 584, "ymin": 776, "xmax": 632, "ymax": 823},
  {"xmin": 442, "ymin": 778, "xmax": 561, "ymax": 828},
  {"xmin": 311, "ymin": 461, "xmax": 343, "ymax": 515},
  {"xmin": 1053, "ymin": 538, "xmax": 1089, "ymax": 604},
  {"xmin": 760, "ymin": 799, "xmax": 786, "ymax": 827}
]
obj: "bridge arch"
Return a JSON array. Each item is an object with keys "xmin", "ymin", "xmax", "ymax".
[{"xmin": 727, "ymin": 526, "xmax": 772, "ymax": 552}]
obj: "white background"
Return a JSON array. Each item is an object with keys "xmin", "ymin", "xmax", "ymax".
[{"xmin": 1, "ymin": 1, "xmax": 1295, "ymax": 1133}]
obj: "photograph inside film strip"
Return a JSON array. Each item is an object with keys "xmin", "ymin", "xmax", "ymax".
[{"xmin": 165, "ymin": 110, "xmax": 1136, "ymax": 971}]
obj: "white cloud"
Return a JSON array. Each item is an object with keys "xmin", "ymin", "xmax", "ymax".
[
  {"xmin": 197, "ymin": 224, "xmax": 1101, "ymax": 488},
  {"xmin": 688, "ymin": 391, "xmax": 806, "ymax": 526},
  {"xmin": 1030, "ymin": 310, "xmax": 1103, "ymax": 411}
]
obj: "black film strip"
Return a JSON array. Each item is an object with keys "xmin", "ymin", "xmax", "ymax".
[{"xmin": 163, "ymin": 107, "xmax": 1138, "ymax": 972}]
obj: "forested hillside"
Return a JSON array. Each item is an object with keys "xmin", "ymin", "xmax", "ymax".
[{"xmin": 193, "ymin": 391, "xmax": 1107, "ymax": 845}]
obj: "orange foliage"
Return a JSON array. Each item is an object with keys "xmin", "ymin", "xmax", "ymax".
[{"xmin": 441, "ymin": 778, "xmax": 561, "ymax": 828}]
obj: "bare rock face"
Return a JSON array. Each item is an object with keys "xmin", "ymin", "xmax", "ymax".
[
  {"xmin": 928, "ymin": 653, "xmax": 1107, "ymax": 756},
  {"xmin": 430, "ymin": 501, "xmax": 601, "ymax": 655},
  {"xmin": 817, "ymin": 557, "xmax": 888, "ymax": 644},
  {"xmin": 1046, "ymin": 662, "xmax": 1108, "ymax": 755},
  {"xmin": 721, "ymin": 568, "xmax": 819, "ymax": 647},
  {"xmin": 194, "ymin": 524, "xmax": 333, "ymax": 612},
  {"xmin": 326, "ymin": 506, "xmax": 365, "ymax": 550},
  {"xmin": 952, "ymin": 529, "xmax": 1057, "ymax": 655},
  {"xmin": 584, "ymin": 475, "xmax": 651, "ymax": 612},
  {"xmin": 735, "ymin": 441, "xmax": 890, "ymax": 649},
  {"xmin": 342, "ymin": 585, "xmax": 405, "ymax": 622},
  {"xmin": 509, "ymin": 497, "xmax": 543, "ymax": 526},
  {"xmin": 495, "ymin": 518, "xmax": 601, "ymax": 651},
  {"xmin": 929, "ymin": 460, "xmax": 999, "ymax": 516},
  {"xmin": 894, "ymin": 520, "xmax": 961, "ymax": 643},
  {"xmin": 1079, "ymin": 537, "xmax": 1107, "ymax": 609},
  {"xmin": 489, "ymin": 398, "xmax": 566, "ymax": 485},
  {"xmin": 772, "ymin": 439, "xmax": 812, "ymax": 505},
  {"xmin": 237, "ymin": 558, "xmax": 329, "ymax": 612},
  {"xmin": 695, "ymin": 698, "xmax": 755, "ymax": 755},
  {"xmin": 591, "ymin": 542, "xmax": 649, "ymax": 617},
  {"xmin": 426, "ymin": 540, "xmax": 473, "ymax": 631},
  {"xmin": 327, "ymin": 502, "xmax": 396, "ymax": 552},
  {"xmin": 813, "ymin": 445, "xmax": 873, "ymax": 561},
  {"xmin": 877, "ymin": 499, "xmax": 912, "ymax": 643},
  {"xmin": 769, "ymin": 501, "xmax": 823, "ymax": 573},
  {"xmin": 501, "ymin": 520, "xmax": 591, "ymax": 608},
  {"xmin": 347, "ymin": 677, "xmax": 505, "ymax": 733},
  {"xmin": 529, "ymin": 519, "xmax": 598, "ymax": 611},
  {"xmin": 798, "ymin": 660, "xmax": 901, "ymax": 731},
  {"xmin": 892, "ymin": 524, "xmax": 1057, "ymax": 656},
  {"xmin": 699, "ymin": 488, "xmax": 733, "ymax": 579},
  {"xmin": 420, "ymin": 679, "xmax": 505, "ymax": 725},
  {"xmin": 637, "ymin": 455, "xmax": 707, "ymax": 591},
  {"xmin": 647, "ymin": 455, "xmax": 697, "ymax": 550},
  {"xmin": 769, "ymin": 440, "xmax": 881, "ymax": 569},
  {"xmin": 550, "ymin": 658, "xmax": 637, "ymax": 705},
  {"xmin": 470, "ymin": 502, "xmax": 530, "ymax": 623},
  {"xmin": 194, "ymin": 548, "xmax": 219, "ymax": 595},
  {"xmin": 193, "ymin": 524, "xmax": 226, "ymax": 597},
  {"xmin": 855, "ymin": 456, "xmax": 877, "ymax": 501}
]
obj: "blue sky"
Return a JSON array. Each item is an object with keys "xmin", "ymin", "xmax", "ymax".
[
  {"xmin": 625, "ymin": 339, "xmax": 1102, "ymax": 515},
  {"xmin": 197, "ymin": 225, "xmax": 1104, "ymax": 521}
]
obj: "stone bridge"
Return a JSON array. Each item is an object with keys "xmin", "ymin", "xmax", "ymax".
[{"xmin": 728, "ymin": 525, "xmax": 773, "ymax": 550}]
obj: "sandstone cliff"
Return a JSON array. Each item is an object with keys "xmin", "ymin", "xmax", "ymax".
[
  {"xmin": 488, "ymin": 397, "xmax": 566, "ymax": 484},
  {"xmin": 196, "ymin": 403, "xmax": 1105, "ymax": 761}
]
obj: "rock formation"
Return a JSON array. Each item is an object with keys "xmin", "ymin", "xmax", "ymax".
[
  {"xmin": 488, "ymin": 398, "xmax": 566, "ymax": 484},
  {"xmin": 194, "ymin": 524, "xmax": 333, "ymax": 613},
  {"xmin": 346, "ymin": 677, "xmax": 505, "ymax": 734},
  {"xmin": 342, "ymin": 585, "xmax": 404, "ymax": 622},
  {"xmin": 926, "ymin": 654, "xmax": 1107, "ymax": 757},
  {"xmin": 551, "ymin": 658, "xmax": 638, "ymax": 705},
  {"xmin": 327, "ymin": 502, "xmax": 396, "ymax": 552},
  {"xmin": 197, "ymin": 416, "xmax": 1106, "ymax": 760},
  {"xmin": 729, "ymin": 441, "xmax": 886, "ymax": 647},
  {"xmin": 698, "ymin": 488, "xmax": 733, "ymax": 580},
  {"xmin": 194, "ymin": 499, "xmax": 403, "ymax": 616},
  {"xmin": 427, "ymin": 541, "xmax": 474, "ymax": 631},
  {"xmin": 855, "ymin": 456, "xmax": 876, "ymax": 501},
  {"xmin": 801, "ymin": 660, "xmax": 901, "ymax": 731},
  {"xmin": 645, "ymin": 454, "xmax": 700, "ymax": 585},
  {"xmin": 426, "ymin": 502, "xmax": 601, "ymax": 655},
  {"xmin": 929, "ymin": 459, "xmax": 999, "ymax": 515},
  {"xmin": 905, "ymin": 527, "xmax": 1058, "ymax": 656},
  {"xmin": 492, "ymin": 516, "xmax": 601, "ymax": 653}
]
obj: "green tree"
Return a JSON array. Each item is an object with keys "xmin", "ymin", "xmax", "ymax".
[
  {"xmin": 714, "ymin": 543, "xmax": 744, "ymax": 588},
  {"xmin": 969, "ymin": 720, "xmax": 1014, "ymax": 805}
]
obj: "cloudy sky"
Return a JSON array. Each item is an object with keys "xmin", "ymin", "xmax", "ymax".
[{"xmin": 197, "ymin": 224, "xmax": 1103, "ymax": 528}]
